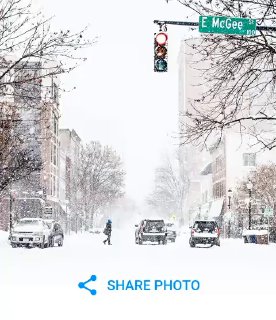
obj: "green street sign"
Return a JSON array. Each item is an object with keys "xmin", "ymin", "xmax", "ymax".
[{"xmin": 199, "ymin": 16, "xmax": 256, "ymax": 36}]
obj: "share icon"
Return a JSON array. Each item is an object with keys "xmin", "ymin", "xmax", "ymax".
[{"xmin": 78, "ymin": 275, "xmax": 97, "ymax": 295}]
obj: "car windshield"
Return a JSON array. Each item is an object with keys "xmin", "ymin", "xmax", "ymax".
[
  {"xmin": 16, "ymin": 220, "xmax": 41, "ymax": 226},
  {"xmin": 144, "ymin": 221, "xmax": 165, "ymax": 232},
  {"xmin": 194, "ymin": 221, "xmax": 216, "ymax": 232}
]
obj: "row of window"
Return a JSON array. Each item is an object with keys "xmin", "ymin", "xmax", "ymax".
[
  {"xmin": 213, "ymin": 153, "xmax": 256, "ymax": 171},
  {"xmin": 210, "ymin": 153, "xmax": 256, "ymax": 199},
  {"xmin": 213, "ymin": 180, "xmax": 226, "ymax": 199},
  {"xmin": 49, "ymin": 174, "xmax": 59, "ymax": 198}
]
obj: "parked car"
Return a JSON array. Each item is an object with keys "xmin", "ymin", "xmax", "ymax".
[
  {"xmin": 44, "ymin": 219, "xmax": 64, "ymax": 247},
  {"xmin": 165, "ymin": 222, "xmax": 177, "ymax": 242},
  {"xmin": 10, "ymin": 218, "xmax": 51, "ymax": 249},
  {"xmin": 135, "ymin": 219, "xmax": 167, "ymax": 245},
  {"xmin": 189, "ymin": 219, "xmax": 220, "ymax": 247},
  {"xmin": 269, "ymin": 227, "xmax": 276, "ymax": 243}
]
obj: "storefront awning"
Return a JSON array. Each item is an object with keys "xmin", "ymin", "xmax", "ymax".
[{"xmin": 208, "ymin": 198, "xmax": 224, "ymax": 218}]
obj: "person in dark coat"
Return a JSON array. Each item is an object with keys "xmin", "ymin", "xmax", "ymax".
[{"xmin": 103, "ymin": 219, "xmax": 112, "ymax": 245}]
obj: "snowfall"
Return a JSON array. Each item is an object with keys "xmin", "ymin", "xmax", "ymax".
[{"xmin": 0, "ymin": 226, "xmax": 276, "ymax": 320}]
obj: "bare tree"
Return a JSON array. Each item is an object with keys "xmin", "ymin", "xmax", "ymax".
[
  {"xmin": 236, "ymin": 163, "xmax": 276, "ymax": 208},
  {"xmin": 147, "ymin": 155, "xmax": 187, "ymax": 218},
  {"xmin": 76, "ymin": 141, "xmax": 125, "ymax": 229},
  {"xmin": 228, "ymin": 163, "xmax": 276, "ymax": 234},
  {"xmin": 0, "ymin": 0, "xmax": 94, "ymax": 191},
  {"xmin": 0, "ymin": 102, "xmax": 42, "ymax": 193},
  {"xmin": 177, "ymin": 0, "xmax": 276, "ymax": 151}
]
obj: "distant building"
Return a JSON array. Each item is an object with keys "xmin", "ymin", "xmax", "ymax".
[
  {"xmin": 0, "ymin": 60, "xmax": 62, "ymax": 230},
  {"xmin": 178, "ymin": 38, "xmax": 211, "ymax": 224},
  {"xmin": 59, "ymin": 129, "xmax": 82, "ymax": 232},
  {"xmin": 178, "ymin": 39, "xmax": 276, "ymax": 231}
]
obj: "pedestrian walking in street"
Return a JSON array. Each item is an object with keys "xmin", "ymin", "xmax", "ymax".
[{"xmin": 103, "ymin": 219, "xmax": 112, "ymax": 245}]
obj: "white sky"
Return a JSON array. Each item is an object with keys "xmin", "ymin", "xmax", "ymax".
[{"xmin": 34, "ymin": 0, "xmax": 196, "ymax": 204}]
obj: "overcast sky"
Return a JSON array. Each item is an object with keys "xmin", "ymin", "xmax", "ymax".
[{"xmin": 34, "ymin": 0, "xmax": 196, "ymax": 204}]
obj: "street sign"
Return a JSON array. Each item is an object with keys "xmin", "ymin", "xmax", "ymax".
[
  {"xmin": 264, "ymin": 207, "xmax": 273, "ymax": 217},
  {"xmin": 199, "ymin": 16, "xmax": 256, "ymax": 36}
]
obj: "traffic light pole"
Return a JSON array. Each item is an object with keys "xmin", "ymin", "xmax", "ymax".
[{"xmin": 153, "ymin": 19, "xmax": 276, "ymax": 32}]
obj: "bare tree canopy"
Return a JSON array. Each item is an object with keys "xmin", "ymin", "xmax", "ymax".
[
  {"xmin": 0, "ymin": 0, "xmax": 94, "ymax": 192},
  {"xmin": 76, "ymin": 141, "xmax": 125, "ymax": 228},
  {"xmin": 0, "ymin": 0, "xmax": 93, "ymax": 92},
  {"xmin": 178, "ymin": 0, "xmax": 276, "ymax": 151},
  {"xmin": 0, "ymin": 103, "xmax": 42, "ymax": 193},
  {"xmin": 147, "ymin": 155, "xmax": 187, "ymax": 217},
  {"xmin": 236, "ymin": 163, "xmax": 276, "ymax": 208}
]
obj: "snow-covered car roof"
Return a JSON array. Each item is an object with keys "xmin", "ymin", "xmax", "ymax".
[
  {"xmin": 194, "ymin": 219, "xmax": 217, "ymax": 222},
  {"xmin": 19, "ymin": 218, "xmax": 44, "ymax": 221},
  {"xmin": 43, "ymin": 219, "xmax": 55, "ymax": 223}
]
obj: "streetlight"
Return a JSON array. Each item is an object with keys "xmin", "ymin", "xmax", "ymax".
[
  {"xmin": 228, "ymin": 189, "xmax": 233, "ymax": 209},
  {"xmin": 226, "ymin": 189, "xmax": 233, "ymax": 238},
  {"xmin": 246, "ymin": 181, "xmax": 253, "ymax": 230},
  {"xmin": 9, "ymin": 189, "xmax": 16, "ymax": 239}
]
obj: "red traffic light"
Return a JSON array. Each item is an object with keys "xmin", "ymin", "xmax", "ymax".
[{"xmin": 155, "ymin": 32, "xmax": 168, "ymax": 45}]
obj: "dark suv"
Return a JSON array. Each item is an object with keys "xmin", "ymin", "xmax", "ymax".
[
  {"xmin": 135, "ymin": 219, "xmax": 167, "ymax": 245},
  {"xmin": 189, "ymin": 220, "xmax": 220, "ymax": 247},
  {"xmin": 44, "ymin": 219, "xmax": 64, "ymax": 247}
]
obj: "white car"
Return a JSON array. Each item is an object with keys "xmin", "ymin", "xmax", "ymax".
[{"xmin": 10, "ymin": 218, "xmax": 51, "ymax": 249}]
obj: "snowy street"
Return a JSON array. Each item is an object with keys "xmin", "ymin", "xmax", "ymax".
[{"xmin": 1, "ymin": 229, "xmax": 275, "ymax": 320}]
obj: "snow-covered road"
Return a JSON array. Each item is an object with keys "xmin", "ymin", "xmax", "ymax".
[{"xmin": 0, "ymin": 229, "xmax": 275, "ymax": 320}]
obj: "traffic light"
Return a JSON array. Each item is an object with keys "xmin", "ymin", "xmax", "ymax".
[{"xmin": 154, "ymin": 32, "xmax": 168, "ymax": 72}]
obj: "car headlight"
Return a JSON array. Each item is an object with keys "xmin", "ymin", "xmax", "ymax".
[
  {"xmin": 34, "ymin": 237, "xmax": 41, "ymax": 241},
  {"xmin": 33, "ymin": 232, "xmax": 43, "ymax": 236},
  {"xmin": 11, "ymin": 236, "xmax": 17, "ymax": 241}
]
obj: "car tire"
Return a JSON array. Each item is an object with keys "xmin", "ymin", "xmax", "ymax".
[
  {"xmin": 11, "ymin": 243, "xmax": 17, "ymax": 248},
  {"xmin": 216, "ymin": 239, "xmax": 220, "ymax": 247},
  {"xmin": 189, "ymin": 239, "xmax": 195, "ymax": 248},
  {"xmin": 40, "ymin": 237, "xmax": 45, "ymax": 249},
  {"xmin": 58, "ymin": 238, "xmax": 63, "ymax": 247},
  {"xmin": 162, "ymin": 238, "xmax": 167, "ymax": 245},
  {"xmin": 138, "ymin": 238, "xmax": 143, "ymax": 245}
]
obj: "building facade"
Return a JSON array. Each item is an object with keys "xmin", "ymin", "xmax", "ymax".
[
  {"xmin": 0, "ymin": 60, "xmax": 63, "ymax": 230},
  {"xmin": 59, "ymin": 129, "xmax": 82, "ymax": 232}
]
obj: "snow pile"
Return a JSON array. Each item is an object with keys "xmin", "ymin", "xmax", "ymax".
[
  {"xmin": 242, "ymin": 229, "xmax": 269, "ymax": 236},
  {"xmin": 0, "ymin": 230, "xmax": 9, "ymax": 248}
]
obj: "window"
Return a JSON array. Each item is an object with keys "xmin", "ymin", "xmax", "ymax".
[
  {"xmin": 54, "ymin": 145, "xmax": 56, "ymax": 165},
  {"xmin": 213, "ymin": 181, "xmax": 225, "ymax": 199},
  {"xmin": 243, "ymin": 153, "xmax": 256, "ymax": 166},
  {"xmin": 53, "ymin": 115, "xmax": 58, "ymax": 135}
]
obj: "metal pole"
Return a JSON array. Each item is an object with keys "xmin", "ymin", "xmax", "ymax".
[
  {"xmin": 153, "ymin": 19, "xmax": 276, "ymax": 32},
  {"xmin": 249, "ymin": 189, "xmax": 252, "ymax": 230},
  {"xmin": 9, "ymin": 192, "xmax": 13, "ymax": 238}
]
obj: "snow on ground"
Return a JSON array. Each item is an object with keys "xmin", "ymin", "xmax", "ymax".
[{"xmin": 0, "ymin": 228, "xmax": 276, "ymax": 320}]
